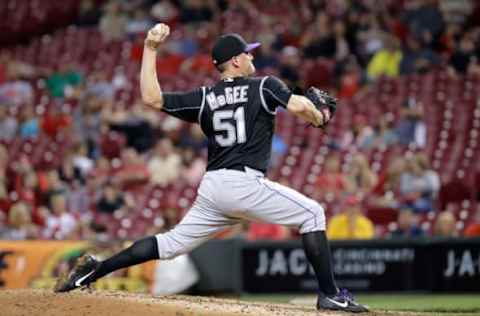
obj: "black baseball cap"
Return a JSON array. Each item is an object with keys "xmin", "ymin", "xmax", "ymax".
[{"xmin": 211, "ymin": 33, "xmax": 261, "ymax": 66}]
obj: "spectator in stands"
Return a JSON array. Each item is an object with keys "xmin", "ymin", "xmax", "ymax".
[
  {"xmin": 372, "ymin": 155, "xmax": 406, "ymax": 207},
  {"xmin": 114, "ymin": 147, "xmax": 149, "ymax": 189},
  {"xmin": 0, "ymin": 68, "xmax": 33, "ymax": 106},
  {"xmin": 180, "ymin": 148, "xmax": 206, "ymax": 186},
  {"xmin": 333, "ymin": 20, "xmax": 350, "ymax": 62},
  {"xmin": 363, "ymin": 114, "xmax": 398, "ymax": 149},
  {"xmin": 399, "ymin": 152, "xmax": 439, "ymax": 213},
  {"xmin": 402, "ymin": 0, "xmax": 444, "ymax": 46},
  {"xmin": 0, "ymin": 202, "xmax": 39, "ymax": 240},
  {"xmin": 46, "ymin": 63, "xmax": 83, "ymax": 98},
  {"xmin": 0, "ymin": 52, "xmax": 8, "ymax": 84},
  {"xmin": 367, "ymin": 35, "xmax": 402, "ymax": 79},
  {"xmin": 58, "ymin": 150, "xmax": 83, "ymax": 185},
  {"xmin": 126, "ymin": 8, "xmax": 153, "ymax": 38},
  {"xmin": 19, "ymin": 105, "xmax": 39, "ymax": 139},
  {"xmin": 41, "ymin": 104, "xmax": 72, "ymax": 138},
  {"xmin": 278, "ymin": 46, "xmax": 301, "ymax": 89},
  {"xmin": 270, "ymin": 134, "xmax": 287, "ymax": 169},
  {"xmin": 75, "ymin": 0, "xmax": 102, "ymax": 27},
  {"xmin": 340, "ymin": 114, "xmax": 374, "ymax": 150},
  {"xmin": 327, "ymin": 196, "xmax": 375, "ymax": 240},
  {"xmin": 345, "ymin": 153, "xmax": 378, "ymax": 195},
  {"xmin": 16, "ymin": 170, "xmax": 41, "ymax": 214},
  {"xmin": 415, "ymin": 152, "xmax": 440, "ymax": 196},
  {"xmin": 72, "ymin": 143, "xmax": 94, "ymax": 178},
  {"xmin": 85, "ymin": 71, "xmax": 115, "ymax": 101},
  {"xmin": 314, "ymin": 154, "xmax": 348, "ymax": 202},
  {"xmin": 89, "ymin": 156, "xmax": 111, "ymax": 188},
  {"xmin": 74, "ymin": 94, "xmax": 104, "ymax": 158},
  {"xmin": 302, "ymin": 12, "xmax": 336, "ymax": 59},
  {"xmin": 43, "ymin": 193, "xmax": 77, "ymax": 239},
  {"xmin": 96, "ymin": 182, "xmax": 125, "ymax": 214},
  {"xmin": 179, "ymin": 0, "xmax": 214, "ymax": 24},
  {"xmin": 67, "ymin": 179, "xmax": 91, "ymax": 216},
  {"xmin": 106, "ymin": 102, "xmax": 156, "ymax": 153},
  {"xmin": 464, "ymin": 205, "xmax": 480, "ymax": 237},
  {"xmin": 356, "ymin": 13, "xmax": 385, "ymax": 63},
  {"xmin": 433, "ymin": 210, "xmax": 458, "ymax": 238},
  {"xmin": 150, "ymin": 0, "xmax": 179, "ymax": 24},
  {"xmin": 0, "ymin": 167, "xmax": 10, "ymax": 214},
  {"xmin": 251, "ymin": 44, "xmax": 279, "ymax": 71},
  {"xmin": 449, "ymin": 33, "xmax": 477, "ymax": 74},
  {"xmin": 0, "ymin": 105, "xmax": 17, "ymax": 141},
  {"xmin": 400, "ymin": 35, "xmax": 440, "ymax": 74},
  {"xmin": 148, "ymin": 139, "xmax": 181, "ymax": 186},
  {"xmin": 337, "ymin": 54, "xmax": 362, "ymax": 99},
  {"xmin": 99, "ymin": 1, "xmax": 128, "ymax": 41},
  {"xmin": 44, "ymin": 169, "xmax": 69, "ymax": 200},
  {"xmin": 179, "ymin": 125, "xmax": 207, "ymax": 154},
  {"xmin": 395, "ymin": 97, "xmax": 427, "ymax": 148},
  {"xmin": 111, "ymin": 66, "xmax": 129, "ymax": 91},
  {"xmin": 390, "ymin": 208, "xmax": 424, "ymax": 238}
]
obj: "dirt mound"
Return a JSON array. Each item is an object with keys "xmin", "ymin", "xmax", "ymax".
[{"xmin": 0, "ymin": 289, "xmax": 414, "ymax": 316}]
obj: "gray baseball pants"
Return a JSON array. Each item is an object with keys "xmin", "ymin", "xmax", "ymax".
[{"xmin": 155, "ymin": 167, "xmax": 326, "ymax": 259}]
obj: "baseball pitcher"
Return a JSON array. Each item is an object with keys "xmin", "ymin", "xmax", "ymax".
[{"xmin": 55, "ymin": 23, "xmax": 368, "ymax": 313}]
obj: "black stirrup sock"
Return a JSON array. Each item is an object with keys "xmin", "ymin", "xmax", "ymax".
[
  {"xmin": 86, "ymin": 236, "xmax": 159, "ymax": 283},
  {"xmin": 301, "ymin": 230, "xmax": 338, "ymax": 296}
]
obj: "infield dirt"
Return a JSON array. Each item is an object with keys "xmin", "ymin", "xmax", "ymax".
[{"xmin": 0, "ymin": 289, "xmax": 426, "ymax": 316}]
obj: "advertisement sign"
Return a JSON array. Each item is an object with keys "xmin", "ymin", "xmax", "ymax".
[
  {"xmin": 241, "ymin": 239, "xmax": 480, "ymax": 293},
  {"xmin": 430, "ymin": 240, "xmax": 480, "ymax": 292},
  {"xmin": 0, "ymin": 241, "xmax": 155, "ymax": 292}
]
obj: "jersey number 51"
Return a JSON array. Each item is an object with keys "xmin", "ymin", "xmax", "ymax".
[{"xmin": 213, "ymin": 107, "xmax": 246, "ymax": 147}]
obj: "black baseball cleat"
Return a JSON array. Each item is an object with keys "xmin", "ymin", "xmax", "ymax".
[
  {"xmin": 317, "ymin": 289, "xmax": 369, "ymax": 313},
  {"xmin": 54, "ymin": 254, "xmax": 100, "ymax": 293}
]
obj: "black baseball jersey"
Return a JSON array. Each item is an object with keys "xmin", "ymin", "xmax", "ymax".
[{"xmin": 162, "ymin": 76, "xmax": 292, "ymax": 173}]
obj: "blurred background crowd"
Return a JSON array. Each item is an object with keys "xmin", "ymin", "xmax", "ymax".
[{"xmin": 1, "ymin": 0, "xmax": 480, "ymax": 242}]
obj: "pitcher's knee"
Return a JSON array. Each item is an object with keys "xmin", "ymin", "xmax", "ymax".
[
  {"xmin": 154, "ymin": 232, "xmax": 188, "ymax": 260},
  {"xmin": 299, "ymin": 203, "xmax": 326, "ymax": 234}
]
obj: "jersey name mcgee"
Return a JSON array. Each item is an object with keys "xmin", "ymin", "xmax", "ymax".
[{"xmin": 206, "ymin": 85, "xmax": 249, "ymax": 111}]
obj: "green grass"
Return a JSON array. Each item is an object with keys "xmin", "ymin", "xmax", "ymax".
[{"xmin": 240, "ymin": 293, "xmax": 480, "ymax": 315}]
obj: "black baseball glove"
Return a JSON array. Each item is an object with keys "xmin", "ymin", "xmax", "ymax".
[{"xmin": 305, "ymin": 87, "xmax": 337, "ymax": 128}]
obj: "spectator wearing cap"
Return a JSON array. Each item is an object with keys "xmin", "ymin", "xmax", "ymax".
[{"xmin": 327, "ymin": 196, "xmax": 375, "ymax": 240}]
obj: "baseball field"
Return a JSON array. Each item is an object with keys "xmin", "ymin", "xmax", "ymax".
[{"xmin": 1, "ymin": 290, "xmax": 479, "ymax": 316}]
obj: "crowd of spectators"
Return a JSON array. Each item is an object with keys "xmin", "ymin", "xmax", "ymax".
[{"xmin": 1, "ymin": 0, "xmax": 480, "ymax": 242}]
